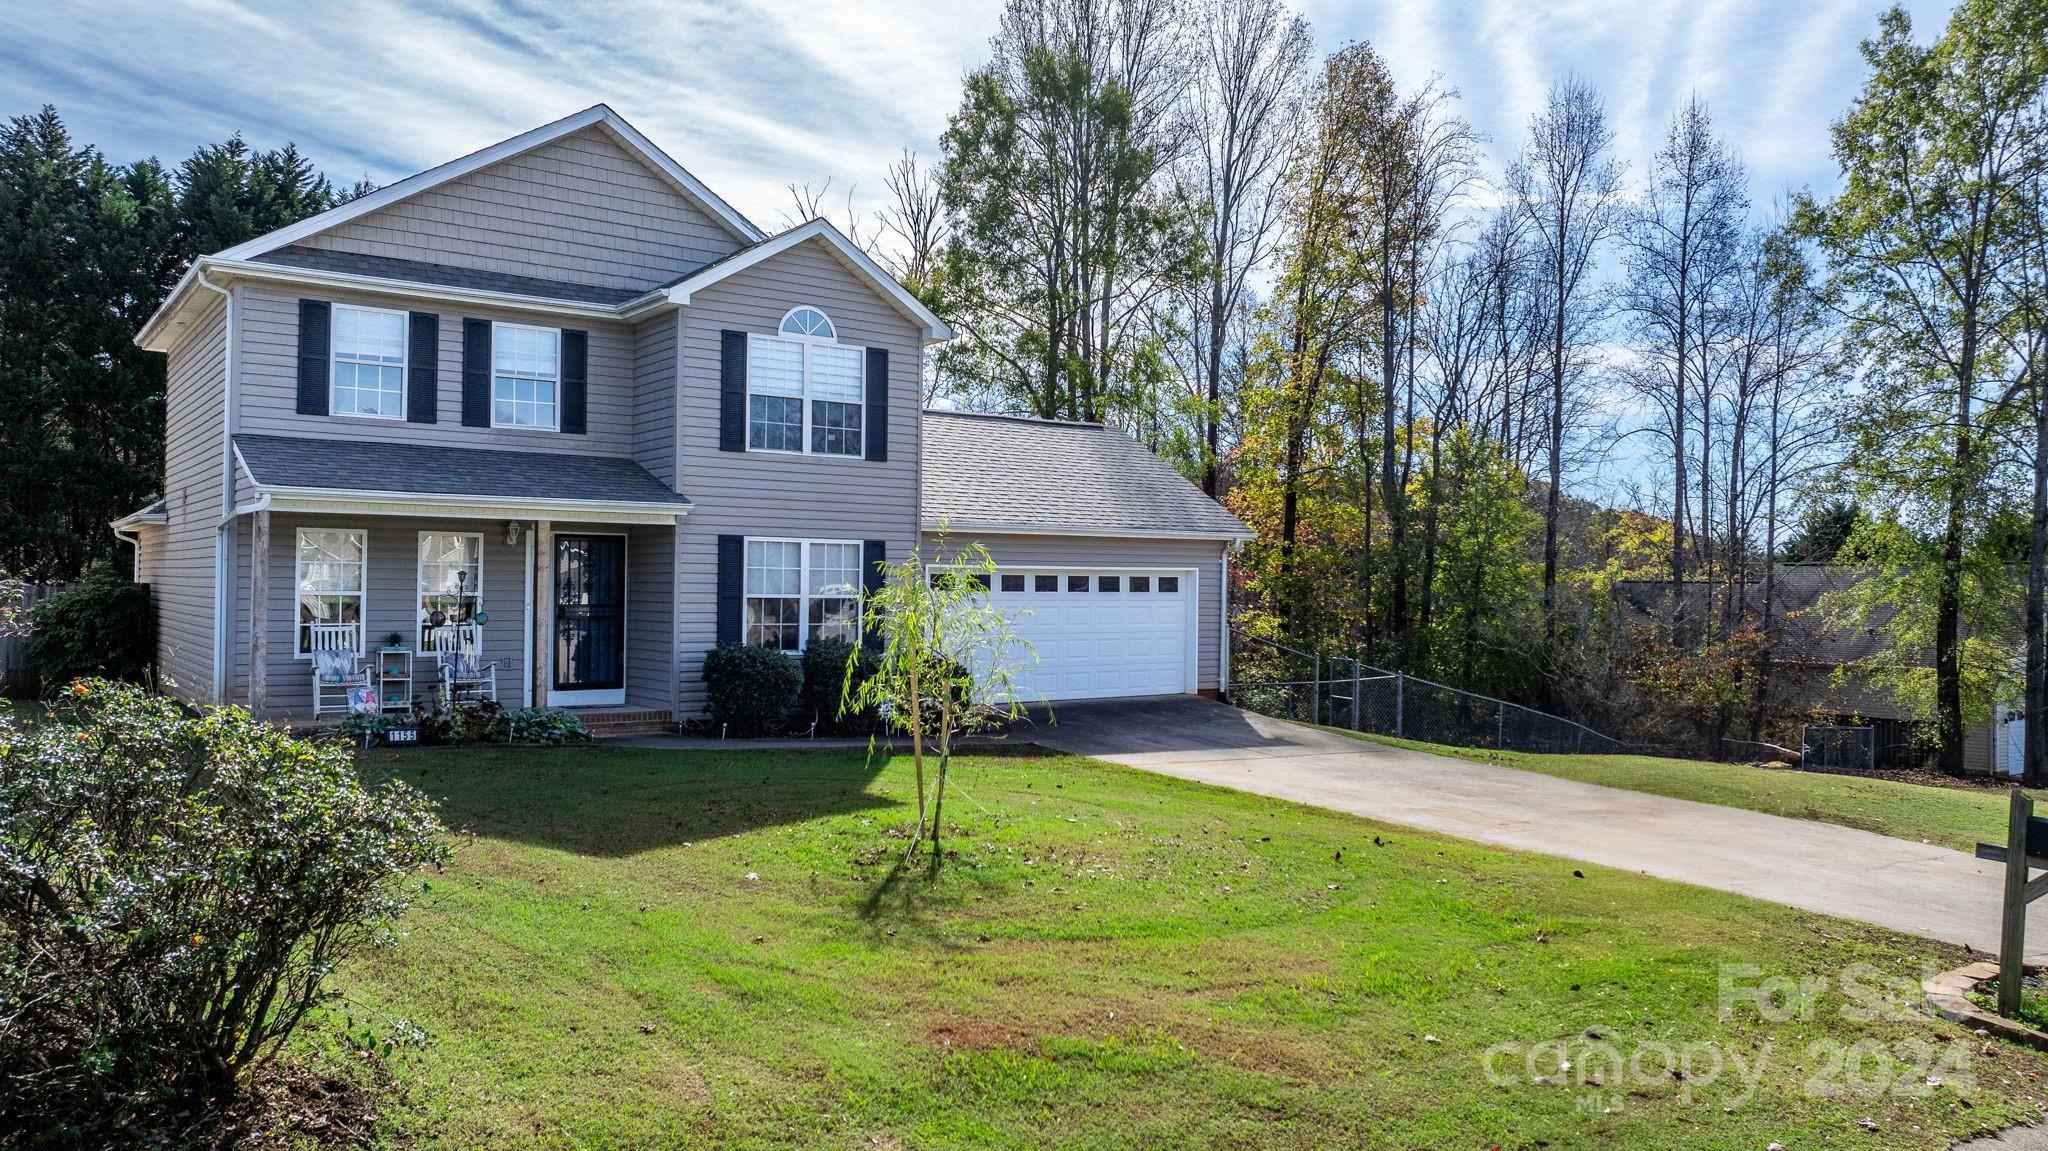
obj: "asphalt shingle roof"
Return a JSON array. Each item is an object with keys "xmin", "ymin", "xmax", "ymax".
[
  {"xmin": 253, "ymin": 245, "xmax": 652, "ymax": 305},
  {"xmin": 920, "ymin": 410, "xmax": 1249, "ymax": 538},
  {"xmin": 233, "ymin": 434, "xmax": 689, "ymax": 507}
]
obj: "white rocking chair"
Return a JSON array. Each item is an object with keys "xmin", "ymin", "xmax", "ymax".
[
  {"xmin": 309, "ymin": 622, "xmax": 368, "ymax": 717},
  {"xmin": 434, "ymin": 626, "xmax": 498, "ymax": 708}
]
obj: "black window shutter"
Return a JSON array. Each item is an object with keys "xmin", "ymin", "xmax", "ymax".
[
  {"xmin": 295, "ymin": 299, "xmax": 330, "ymax": 416},
  {"xmin": 716, "ymin": 535, "xmax": 744, "ymax": 646},
  {"xmin": 864, "ymin": 347, "xmax": 889, "ymax": 462},
  {"xmin": 406, "ymin": 312, "xmax": 438, "ymax": 423},
  {"xmin": 719, "ymin": 330, "xmax": 747, "ymax": 452},
  {"xmin": 861, "ymin": 539, "xmax": 887, "ymax": 651},
  {"xmin": 560, "ymin": 329, "xmax": 588, "ymax": 434},
  {"xmin": 461, "ymin": 319, "xmax": 491, "ymax": 427}
]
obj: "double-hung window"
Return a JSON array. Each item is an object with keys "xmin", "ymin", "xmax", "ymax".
[
  {"xmin": 296, "ymin": 528, "xmax": 366, "ymax": 654},
  {"xmin": 330, "ymin": 305, "xmax": 406, "ymax": 419},
  {"xmin": 745, "ymin": 538, "xmax": 862, "ymax": 651},
  {"xmin": 493, "ymin": 322, "xmax": 559, "ymax": 429},
  {"xmin": 746, "ymin": 307, "xmax": 863, "ymax": 456},
  {"xmin": 418, "ymin": 533, "xmax": 483, "ymax": 634}
]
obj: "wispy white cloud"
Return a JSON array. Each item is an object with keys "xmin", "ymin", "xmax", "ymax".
[{"xmin": 1, "ymin": 0, "xmax": 1950, "ymax": 239}]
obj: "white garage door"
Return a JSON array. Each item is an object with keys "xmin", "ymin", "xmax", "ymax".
[{"xmin": 992, "ymin": 569, "xmax": 1193, "ymax": 701}]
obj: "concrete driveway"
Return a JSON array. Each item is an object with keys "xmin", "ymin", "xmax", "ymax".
[{"xmin": 1020, "ymin": 696, "xmax": 2035, "ymax": 958}]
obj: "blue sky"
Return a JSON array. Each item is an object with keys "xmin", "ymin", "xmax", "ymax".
[{"xmin": 5, "ymin": 0, "xmax": 1951, "ymax": 238}]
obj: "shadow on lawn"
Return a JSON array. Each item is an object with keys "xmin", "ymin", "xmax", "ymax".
[{"xmin": 368, "ymin": 744, "xmax": 901, "ymax": 858}]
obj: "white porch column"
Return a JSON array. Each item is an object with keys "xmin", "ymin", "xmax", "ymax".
[
  {"xmin": 532, "ymin": 519, "xmax": 552, "ymax": 708},
  {"xmin": 248, "ymin": 509, "xmax": 268, "ymax": 713}
]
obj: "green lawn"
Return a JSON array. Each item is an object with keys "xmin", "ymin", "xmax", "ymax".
[
  {"xmin": 329, "ymin": 744, "xmax": 2048, "ymax": 1149},
  {"xmin": 1339, "ymin": 731, "xmax": 2033, "ymax": 854}
]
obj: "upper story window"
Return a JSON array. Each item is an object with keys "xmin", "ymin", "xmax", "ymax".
[
  {"xmin": 748, "ymin": 307, "xmax": 862, "ymax": 457},
  {"xmin": 331, "ymin": 305, "xmax": 406, "ymax": 420},
  {"xmin": 493, "ymin": 322, "xmax": 559, "ymax": 429}
]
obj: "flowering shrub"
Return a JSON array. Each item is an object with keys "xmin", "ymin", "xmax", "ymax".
[{"xmin": 0, "ymin": 681, "xmax": 447, "ymax": 1140}]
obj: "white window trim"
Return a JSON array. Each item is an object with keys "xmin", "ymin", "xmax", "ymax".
[
  {"xmin": 329, "ymin": 303, "xmax": 407, "ymax": 422},
  {"xmin": 743, "ymin": 536, "xmax": 865, "ymax": 652},
  {"xmin": 294, "ymin": 526, "xmax": 368, "ymax": 658},
  {"xmin": 746, "ymin": 309, "xmax": 864, "ymax": 458},
  {"xmin": 416, "ymin": 531, "xmax": 484, "ymax": 636},
  {"xmin": 489, "ymin": 320, "xmax": 562, "ymax": 432}
]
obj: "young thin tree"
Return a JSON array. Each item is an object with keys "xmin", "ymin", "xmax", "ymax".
[
  {"xmin": 1508, "ymin": 78, "xmax": 1626, "ymax": 677},
  {"xmin": 846, "ymin": 539, "xmax": 1031, "ymax": 871},
  {"xmin": 1619, "ymin": 97, "xmax": 1747, "ymax": 640}
]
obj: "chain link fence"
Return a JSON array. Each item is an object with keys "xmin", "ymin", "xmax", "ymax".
[
  {"xmin": 1800, "ymin": 724, "xmax": 1876, "ymax": 772},
  {"xmin": 1228, "ymin": 630, "xmax": 1630, "ymax": 756}
]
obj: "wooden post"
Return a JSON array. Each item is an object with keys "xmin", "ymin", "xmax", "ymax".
[
  {"xmin": 1394, "ymin": 672, "xmax": 1405, "ymax": 738},
  {"xmin": 248, "ymin": 510, "xmax": 268, "ymax": 713},
  {"xmin": 532, "ymin": 519, "xmax": 552, "ymax": 708},
  {"xmin": 2003, "ymin": 788, "xmax": 2033, "ymax": 1016}
]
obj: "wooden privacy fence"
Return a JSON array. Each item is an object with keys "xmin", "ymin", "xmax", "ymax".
[{"xmin": 0, "ymin": 582, "xmax": 70, "ymax": 693}]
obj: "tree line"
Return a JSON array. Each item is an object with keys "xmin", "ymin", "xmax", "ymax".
[
  {"xmin": 873, "ymin": 0, "xmax": 2047, "ymax": 772},
  {"xmin": 0, "ymin": 108, "xmax": 366, "ymax": 580}
]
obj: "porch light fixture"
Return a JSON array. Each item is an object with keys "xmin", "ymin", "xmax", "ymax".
[{"xmin": 504, "ymin": 521, "xmax": 523, "ymax": 547}]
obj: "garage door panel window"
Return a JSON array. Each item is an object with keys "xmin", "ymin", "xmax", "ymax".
[
  {"xmin": 1158, "ymin": 576, "xmax": 1179, "ymax": 593},
  {"xmin": 1130, "ymin": 576, "xmax": 1150, "ymax": 592},
  {"xmin": 746, "ymin": 538, "xmax": 861, "ymax": 650}
]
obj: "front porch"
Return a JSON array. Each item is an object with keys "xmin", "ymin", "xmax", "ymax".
[{"xmin": 233, "ymin": 511, "xmax": 678, "ymax": 727}]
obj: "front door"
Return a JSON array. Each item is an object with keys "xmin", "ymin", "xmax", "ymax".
[{"xmin": 553, "ymin": 534, "xmax": 625, "ymax": 705}]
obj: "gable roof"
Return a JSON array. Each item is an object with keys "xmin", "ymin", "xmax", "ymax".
[
  {"xmin": 653, "ymin": 218, "xmax": 953, "ymax": 341},
  {"xmin": 215, "ymin": 104, "xmax": 762, "ymax": 264},
  {"xmin": 921, "ymin": 410, "xmax": 1250, "ymax": 541}
]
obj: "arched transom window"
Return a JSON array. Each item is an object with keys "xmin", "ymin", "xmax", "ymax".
[
  {"xmin": 779, "ymin": 306, "xmax": 835, "ymax": 339},
  {"xmin": 749, "ymin": 307, "xmax": 863, "ymax": 456}
]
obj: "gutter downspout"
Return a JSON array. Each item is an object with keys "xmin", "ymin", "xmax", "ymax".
[
  {"xmin": 1220, "ymin": 543, "xmax": 1232, "ymax": 699},
  {"xmin": 197, "ymin": 265, "xmax": 236, "ymax": 703}
]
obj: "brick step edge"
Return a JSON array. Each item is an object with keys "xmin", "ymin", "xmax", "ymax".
[{"xmin": 1924, "ymin": 960, "xmax": 2048, "ymax": 1052}]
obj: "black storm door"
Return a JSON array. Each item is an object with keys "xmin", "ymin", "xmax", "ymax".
[{"xmin": 554, "ymin": 535, "xmax": 625, "ymax": 692}]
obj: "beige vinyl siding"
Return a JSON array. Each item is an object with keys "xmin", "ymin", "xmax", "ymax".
[
  {"xmin": 632, "ymin": 313, "xmax": 679, "ymax": 485},
  {"xmin": 233, "ymin": 514, "xmax": 532, "ymax": 723},
  {"xmin": 673, "ymin": 237, "xmax": 923, "ymax": 716},
  {"xmin": 929, "ymin": 532, "xmax": 1228, "ymax": 693},
  {"xmin": 297, "ymin": 125, "xmax": 742, "ymax": 292},
  {"xmin": 157, "ymin": 295, "xmax": 229, "ymax": 705},
  {"xmin": 625, "ymin": 524, "xmax": 677, "ymax": 711},
  {"xmin": 234, "ymin": 281, "xmax": 637, "ymax": 458}
]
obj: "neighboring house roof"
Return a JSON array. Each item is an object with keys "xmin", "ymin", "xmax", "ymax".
[
  {"xmin": 652, "ymin": 219, "xmax": 952, "ymax": 341},
  {"xmin": 109, "ymin": 500, "xmax": 167, "ymax": 530},
  {"xmin": 253, "ymin": 246, "xmax": 644, "ymax": 305},
  {"xmin": 232, "ymin": 435, "xmax": 689, "ymax": 518},
  {"xmin": 1612, "ymin": 567, "xmax": 1908, "ymax": 666},
  {"xmin": 217, "ymin": 104, "xmax": 762, "ymax": 263},
  {"xmin": 920, "ymin": 410, "xmax": 1251, "ymax": 541}
]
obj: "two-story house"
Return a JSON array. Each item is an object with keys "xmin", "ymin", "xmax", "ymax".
[{"xmin": 115, "ymin": 105, "xmax": 1249, "ymax": 730}]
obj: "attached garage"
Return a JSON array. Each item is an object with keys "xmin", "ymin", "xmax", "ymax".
[{"xmin": 921, "ymin": 411, "xmax": 1251, "ymax": 703}]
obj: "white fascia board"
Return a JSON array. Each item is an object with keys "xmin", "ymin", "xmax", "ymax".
[
  {"xmin": 257, "ymin": 484, "xmax": 690, "ymax": 525},
  {"xmin": 211, "ymin": 104, "xmax": 763, "ymax": 266},
  {"xmin": 921, "ymin": 519, "xmax": 1256, "ymax": 543},
  {"xmin": 138, "ymin": 256, "xmax": 629, "ymax": 353},
  {"xmin": 664, "ymin": 219, "xmax": 954, "ymax": 342}
]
